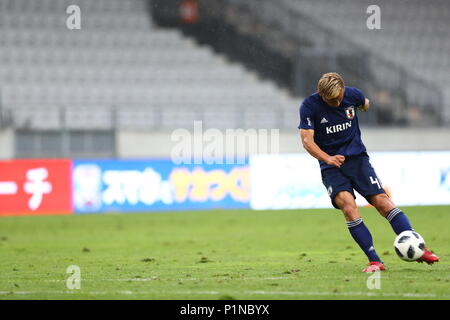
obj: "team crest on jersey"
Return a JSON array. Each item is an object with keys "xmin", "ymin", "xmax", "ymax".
[{"xmin": 345, "ymin": 106, "xmax": 355, "ymax": 119}]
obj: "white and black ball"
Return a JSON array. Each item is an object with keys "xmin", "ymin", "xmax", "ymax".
[{"xmin": 393, "ymin": 230, "xmax": 425, "ymax": 261}]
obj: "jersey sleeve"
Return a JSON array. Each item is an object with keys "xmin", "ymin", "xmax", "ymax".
[
  {"xmin": 298, "ymin": 102, "xmax": 315, "ymax": 130},
  {"xmin": 352, "ymin": 87, "xmax": 365, "ymax": 108}
]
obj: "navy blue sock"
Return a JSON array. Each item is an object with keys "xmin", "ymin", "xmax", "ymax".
[
  {"xmin": 347, "ymin": 218, "xmax": 382, "ymax": 263},
  {"xmin": 386, "ymin": 208, "xmax": 413, "ymax": 235}
]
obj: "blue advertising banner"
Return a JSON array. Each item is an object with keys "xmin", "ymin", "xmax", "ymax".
[{"xmin": 72, "ymin": 160, "xmax": 249, "ymax": 213}]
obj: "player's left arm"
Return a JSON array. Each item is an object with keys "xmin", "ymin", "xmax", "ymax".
[{"xmin": 358, "ymin": 98, "xmax": 370, "ymax": 112}]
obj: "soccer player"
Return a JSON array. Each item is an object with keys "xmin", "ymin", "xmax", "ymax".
[{"xmin": 298, "ymin": 72, "xmax": 439, "ymax": 272}]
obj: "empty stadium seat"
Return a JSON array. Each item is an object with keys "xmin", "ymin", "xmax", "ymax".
[{"xmin": 0, "ymin": 0, "xmax": 297, "ymax": 130}]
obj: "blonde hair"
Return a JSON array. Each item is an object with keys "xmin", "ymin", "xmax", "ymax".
[{"xmin": 317, "ymin": 72, "xmax": 345, "ymax": 99}]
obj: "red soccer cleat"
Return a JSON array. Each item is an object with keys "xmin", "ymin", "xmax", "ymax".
[
  {"xmin": 362, "ymin": 261, "xmax": 386, "ymax": 273},
  {"xmin": 417, "ymin": 248, "xmax": 440, "ymax": 265}
]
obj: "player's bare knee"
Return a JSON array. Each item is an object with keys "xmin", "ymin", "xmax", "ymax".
[
  {"xmin": 335, "ymin": 192, "xmax": 357, "ymax": 217},
  {"xmin": 341, "ymin": 204, "xmax": 359, "ymax": 221},
  {"xmin": 337, "ymin": 198, "xmax": 359, "ymax": 221},
  {"xmin": 371, "ymin": 194, "xmax": 394, "ymax": 217}
]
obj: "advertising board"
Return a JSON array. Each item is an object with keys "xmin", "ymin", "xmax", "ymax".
[
  {"xmin": 0, "ymin": 159, "xmax": 72, "ymax": 216},
  {"xmin": 73, "ymin": 160, "xmax": 250, "ymax": 213}
]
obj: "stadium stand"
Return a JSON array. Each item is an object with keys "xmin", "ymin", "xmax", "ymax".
[
  {"xmin": 192, "ymin": 0, "xmax": 448, "ymax": 126},
  {"xmin": 283, "ymin": 0, "xmax": 450, "ymax": 123},
  {"xmin": 0, "ymin": 0, "xmax": 296, "ymax": 132},
  {"xmin": 0, "ymin": 0, "xmax": 448, "ymax": 158}
]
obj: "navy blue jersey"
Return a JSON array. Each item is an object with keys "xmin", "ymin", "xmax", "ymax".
[{"xmin": 298, "ymin": 87, "xmax": 367, "ymax": 170}]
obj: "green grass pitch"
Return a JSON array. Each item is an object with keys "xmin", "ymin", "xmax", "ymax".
[{"xmin": 0, "ymin": 206, "xmax": 449, "ymax": 300}]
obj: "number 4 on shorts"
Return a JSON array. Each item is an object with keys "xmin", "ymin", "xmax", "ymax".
[{"xmin": 370, "ymin": 176, "xmax": 381, "ymax": 189}]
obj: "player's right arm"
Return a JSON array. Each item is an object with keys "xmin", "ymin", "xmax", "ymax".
[
  {"xmin": 300, "ymin": 129, "xmax": 345, "ymax": 168},
  {"xmin": 298, "ymin": 102, "xmax": 345, "ymax": 168}
]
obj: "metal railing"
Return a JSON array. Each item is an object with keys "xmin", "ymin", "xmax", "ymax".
[{"xmin": 5, "ymin": 104, "xmax": 295, "ymax": 131}]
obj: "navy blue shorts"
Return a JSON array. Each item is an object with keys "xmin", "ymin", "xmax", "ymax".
[{"xmin": 321, "ymin": 152, "xmax": 386, "ymax": 209}]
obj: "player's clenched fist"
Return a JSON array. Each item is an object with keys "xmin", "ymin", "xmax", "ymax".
[{"xmin": 326, "ymin": 155, "xmax": 345, "ymax": 168}]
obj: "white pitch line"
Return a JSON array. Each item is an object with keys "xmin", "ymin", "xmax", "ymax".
[
  {"xmin": 47, "ymin": 278, "xmax": 158, "ymax": 283},
  {"xmin": 0, "ymin": 290, "xmax": 108, "ymax": 295},
  {"xmin": 0, "ymin": 290, "xmax": 447, "ymax": 299},
  {"xmin": 244, "ymin": 290, "xmax": 440, "ymax": 298},
  {"xmin": 42, "ymin": 276, "xmax": 291, "ymax": 283}
]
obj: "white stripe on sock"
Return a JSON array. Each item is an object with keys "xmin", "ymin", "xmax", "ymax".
[
  {"xmin": 387, "ymin": 208, "xmax": 401, "ymax": 222},
  {"xmin": 347, "ymin": 218, "xmax": 363, "ymax": 228}
]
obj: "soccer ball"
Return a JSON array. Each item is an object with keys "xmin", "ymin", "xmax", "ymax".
[{"xmin": 393, "ymin": 230, "xmax": 425, "ymax": 261}]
